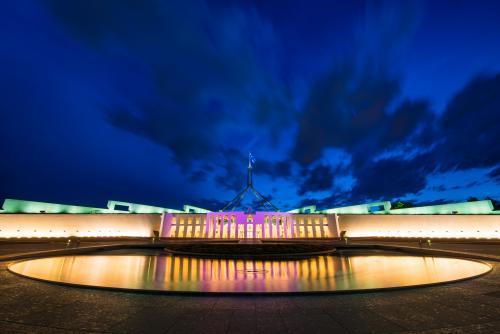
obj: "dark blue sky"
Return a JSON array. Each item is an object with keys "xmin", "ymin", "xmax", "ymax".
[{"xmin": 1, "ymin": 0, "xmax": 499, "ymax": 211}]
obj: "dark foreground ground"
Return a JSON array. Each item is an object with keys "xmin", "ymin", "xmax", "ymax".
[{"xmin": 0, "ymin": 240, "xmax": 499, "ymax": 334}]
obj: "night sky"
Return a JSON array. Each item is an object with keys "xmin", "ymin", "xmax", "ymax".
[{"xmin": 1, "ymin": 0, "xmax": 499, "ymax": 211}]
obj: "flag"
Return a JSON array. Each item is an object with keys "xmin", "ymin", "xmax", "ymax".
[{"xmin": 249, "ymin": 152, "xmax": 256, "ymax": 167}]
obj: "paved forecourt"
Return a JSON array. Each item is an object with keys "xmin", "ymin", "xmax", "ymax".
[{"xmin": 0, "ymin": 241, "xmax": 499, "ymax": 333}]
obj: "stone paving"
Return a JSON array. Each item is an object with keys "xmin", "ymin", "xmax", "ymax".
[{"xmin": 0, "ymin": 242, "xmax": 499, "ymax": 333}]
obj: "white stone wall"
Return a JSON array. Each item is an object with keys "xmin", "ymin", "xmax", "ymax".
[
  {"xmin": 0, "ymin": 214, "xmax": 160, "ymax": 238},
  {"xmin": 1, "ymin": 212, "xmax": 498, "ymax": 239},
  {"xmin": 338, "ymin": 214, "xmax": 500, "ymax": 239}
]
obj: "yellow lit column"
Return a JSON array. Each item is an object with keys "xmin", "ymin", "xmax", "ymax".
[
  {"xmin": 187, "ymin": 218, "xmax": 192, "ymax": 237},
  {"xmin": 202, "ymin": 217, "xmax": 207, "ymax": 238},
  {"xmin": 177, "ymin": 218, "xmax": 183, "ymax": 237},
  {"xmin": 326, "ymin": 214, "xmax": 339, "ymax": 238},
  {"xmin": 205, "ymin": 217, "xmax": 210, "ymax": 238},
  {"xmin": 322, "ymin": 217, "xmax": 329, "ymax": 237},
  {"xmin": 307, "ymin": 218, "xmax": 313, "ymax": 238},
  {"xmin": 224, "ymin": 216, "xmax": 229, "ymax": 238},
  {"xmin": 208, "ymin": 217, "xmax": 214, "ymax": 238}
]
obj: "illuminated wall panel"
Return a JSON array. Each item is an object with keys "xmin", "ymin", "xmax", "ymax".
[
  {"xmin": 0, "ymin": 214, "xmax": 160, "ymax": 238},
  {"xmin": 338, "ymin": 214, "xmax": 500, "ymax": 239},
  {"xmin": 2, "ymin": 199, "xmax": 115, "ymax": 214},
  {"xmin": 3, "ymin": 211, "xmax": 497, "ymax": 240},
  {"xmin": 322, "ymin": 201, "xmax": 391, "ymax": 214},
  {"xmin": 288, "ymin": 205, "xmax": 318, "ymax": 214},
  {"xmin": 1, "ymin": 199, "xmax": 205, "ymax": 215},
  {"xmin": 107, "ymin": 200, "xmax": 183, "ymax": 214},
  {"xmin": 383, "ymin": 200, "xmax": 494, "ymax": 215}
]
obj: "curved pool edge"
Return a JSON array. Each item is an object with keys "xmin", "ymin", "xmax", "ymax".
[
  {"xmin": 342, "ymin": 243, "xmax": 500, "ymax": 262},
  {"xmin": 163, "ymin": 248, "xmax": 336, "ymax": 259},
  {"xmin": 6, "ymin": 255, "xmax": 493, "ymax": 296},
  {"xmin": 1, "ymin": 241, "xmax": 499, "ymax": 263}
]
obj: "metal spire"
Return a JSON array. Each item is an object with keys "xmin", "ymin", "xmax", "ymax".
[{"xmin": 221, "ymin": 153, "xmax": 279, "ymax": 212}]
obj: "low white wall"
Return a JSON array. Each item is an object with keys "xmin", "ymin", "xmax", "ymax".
[
  {"xmin": 1, "ymin": 213, "xmax": 498, "ymax": 239},
  {"xmin": 0, "ymin": 214, "xmax": 161, "ymax": 238},
  {"xmin": 338, "ymin": 214, "xmax": 500, "ymax": 239}
]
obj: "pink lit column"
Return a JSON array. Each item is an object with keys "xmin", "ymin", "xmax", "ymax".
[
  {"xmin": 160, "ymin": 214, "xmax": 174, "ymax": 238},
  {"xmin": 212, "ymin": 216, "xmax": 217, "ymax": 238}
]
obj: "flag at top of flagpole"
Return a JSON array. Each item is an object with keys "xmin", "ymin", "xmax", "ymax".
[{"xmin": 249, "ymin": 152, "xmax": 256, "ymax": 168}]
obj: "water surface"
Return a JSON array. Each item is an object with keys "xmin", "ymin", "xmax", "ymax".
[{"xmin": 8, "ymin": 253, "xmax": 490, "ymax": 293}]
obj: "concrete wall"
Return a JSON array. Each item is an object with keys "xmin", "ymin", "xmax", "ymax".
[
  {"xmin": 0, "ymin": 214, "xmax": 161, "ymax": 238},
  {"xmin": 338, "ymin": 214, "xmax": 500, "ymax": 239},
  {"xmin": 1, "ymin": 213, "xmax": 498, "ymax": 239}
]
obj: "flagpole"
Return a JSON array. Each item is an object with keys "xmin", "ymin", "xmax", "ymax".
[
  {"xmin": 247, "ymin": 153, "xmax": 253, "ymax": 186},
  {"xmin": 221, "ymin": 152, "xmax": 278, "ymax": 212}
]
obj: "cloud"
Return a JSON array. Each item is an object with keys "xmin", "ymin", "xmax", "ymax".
[
  {"xmin": 187, "ymin": 169, "xmax": 209, "ymax": 183},
  {"xmin": 490, "ymin": 166, "xmax": 500, "ymax": 182},
  {"xmin": 289, "ymin": 2, "xmax": 500, "ymax": 205},
  {"xmin": 254, "ymin": 160, "xmax": 292, "ymax": 179},
  {"xmin": 288, "ymin": 2, "xmax": 438, "ymax": 203},
  {"xmin": 292, "ymin": 62, "xmax": 401, "ymax": 164},
  {"xmin": 46, "ymin": 0, "xmax": 435, "ymax": 205},
  {"xmin": 378, "ymin": 99, "xmax": 434, "ymax": 148},
  {"xmin": 350, "ymin": 152, "xmax": 435, "ymax": 201},
  {"xmin": 47, "ymin": 0, "xmax": 295, "ymax": 167},
  {"xmin": 298, "ymin": 164, "xmax": 335, "ymax": 195},
  {"xmin": 4, "ymin": 0, "xmax": 493, "ymax": 208},
  {"xmin": 436, "ymin": 73, "xmax": 500, "ymax": 170},
  {"xmin": 295, "ymin": 72, "xmax": 500, "ymax": 205},
  {"xmin": 291, "ymin": 58, "xmax": 437, "ymax": 199}
]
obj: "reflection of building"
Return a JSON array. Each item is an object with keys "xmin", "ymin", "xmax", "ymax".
[{"xmin": 160, "ymin": 212, "xmax": 339, "ymax": 239}]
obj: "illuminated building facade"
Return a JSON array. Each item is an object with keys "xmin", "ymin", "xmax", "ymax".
[
  {"xmin": 157, "ymin": 155, "xmax": 341, "ymax": 239},
  {"xmin": 160, "ymin": 212, "xmax": 338, "ymax": 239},
  {"xmin": 0, "ymin": 155, "xmax": 498, "ymax": 240},
  {"xmin": 1, "ymin": 198, "xmax": 499, "ymax": 239}
]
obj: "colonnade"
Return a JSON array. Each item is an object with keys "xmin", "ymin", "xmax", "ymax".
[
  {"xmin": 163, "ymin": 212, "xmax": 337, "ymax": 239},
  {"xmin": 204, "ymin": 214, "xmax": 293, "ymax": 239}
]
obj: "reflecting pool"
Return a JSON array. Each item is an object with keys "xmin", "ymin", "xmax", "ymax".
[{"xmin": 8, "ymin": 253, "xmax": 491, "ymax": 293}]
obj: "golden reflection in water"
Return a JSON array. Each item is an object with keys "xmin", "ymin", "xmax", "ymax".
[{"xmin": 8, "ymin": 255, "xmax": 490, "ymax": 293}]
